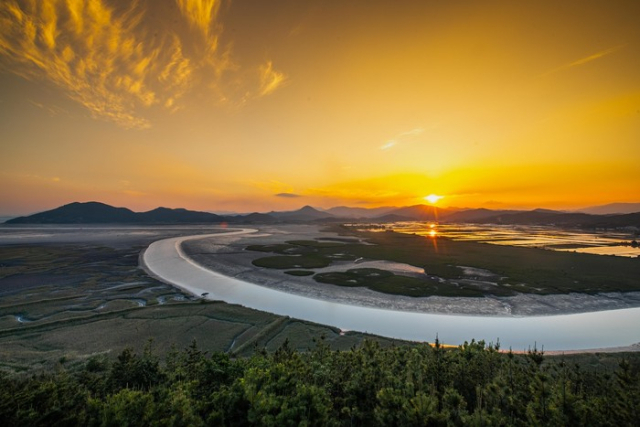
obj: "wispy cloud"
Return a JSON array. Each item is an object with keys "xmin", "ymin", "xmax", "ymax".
[
  {"xmin": 0, "ymin": 0, "xmax": 186, "ymax": 128},
  {"xmin": 380, "ymin": 141, "xmax": 397, "ymax": 150},
  {"xmin": 175, "ymin": 0, "xmax": 221, "ymax": 40},
  {"xmin": 275, "ymin": 192, "xmax": 301, "ymax": 198},
  {"xmin": 258, "ymin": 60, "xmax": 287, "ymax": 97},
  {"xmin": 379, "ymin": 127, "xmax": 424, "ymax": 150},
  {"xmin": 541, "ymin": 45, "xmax": 625, "ymax": 77},
  {"xmin": 0, "ymin": 0, "xmax": 287, "ymax": 128}
]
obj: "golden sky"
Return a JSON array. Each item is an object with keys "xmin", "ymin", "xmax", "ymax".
[{"xmin": 1, "ymin": 0, "xmax": 639, "ymax": 214}]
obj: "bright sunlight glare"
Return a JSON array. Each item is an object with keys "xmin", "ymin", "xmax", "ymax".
[{"xmin": 424, "ymin": 194, "xmax": 443, "ymax": 204}]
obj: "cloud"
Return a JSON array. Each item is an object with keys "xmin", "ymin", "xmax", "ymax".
[
  {"xmin": 380, "ymin": 141, "xmax": 397, "ymax": 150},
  {"xmin": 175, "ymin": 0, "xmax": 221, "ymax": 40},
  {"xmin": 0, "ymin": 0, "xmax": 286, "ymax": 128},
  {"xmin": 398, "ymin": 128, "xmax": 424, "ymax": 137},
  {"xmin": 379, "ymin": 127, "xmax": 423, "ymax": 150},
  {"xmin": 0, "ymin": 0, "xmax": 180, "ymax": 128},
  {"xmin": 541, "ymin": 45, "xmax": 625, "ymax": 77},
  {"xmin": 275, "ymin": 192, "xmax": 301, "ymax": 198},
  {"xmin": 258, "ymin": 61, "xmax": 287, "ymax": 96}
]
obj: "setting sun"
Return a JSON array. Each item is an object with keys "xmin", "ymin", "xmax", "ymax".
[{"xmin": 424, "ymin": 194, "xmax": 443, "ymax": 205}]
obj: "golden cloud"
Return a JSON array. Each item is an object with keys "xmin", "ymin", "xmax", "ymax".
[
  {"xmin": 175, "ymin": 0, "xmax": 221, "ymax": 40},
  {"xmin": 0, "ymin": 0, "xmax": 162, "ymax": 128},
  {"xmin": 0, "ymin": 0, "xmax": 287, "ymax": 128},
  {"xmin": 541, "ymin": 45, "xmax": 625, "ymax": 77},
  {"xmin": 258, "ymin": 60, "xmax": 286, "ymax": 97}
]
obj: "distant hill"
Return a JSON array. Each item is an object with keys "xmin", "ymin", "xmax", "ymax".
[
  {"xmin": 5, "ymin": 202, "xmax": 225, "ymax": 224},
  {"xmin": 325, "ymin": 206, "xmax": 397, "ymax": 219},
  {"xmin": 268, "ymin": 205, "xmax": 335, "ymax": 222},
  {"xmin": 6, "ymin": 202, "xmax": 138, "ymax": 224},
  {"xmin": 136, "ymin": 207, "xmax": 225, "ymax": 223},
  {"xmin": 6, "ymin": 201, "xmax": 640, "ymax": 228},
  {"xmin": 576, "ymin": 203, "xmax": 640, "ymax": 215}
]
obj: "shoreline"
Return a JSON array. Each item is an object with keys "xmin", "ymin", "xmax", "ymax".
[{"xmin": 141, "ymin": 226, "xmax": 640, "ymax": 352}]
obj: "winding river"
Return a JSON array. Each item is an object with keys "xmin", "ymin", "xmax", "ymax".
[{"xmin": 142, "ymin": 228, "xmax": 640, "ymax": 351}]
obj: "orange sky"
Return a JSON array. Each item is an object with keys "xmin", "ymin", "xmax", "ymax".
[{"xmin": 1, "ymin": 0, "xmax": 639, "ymax": 215}]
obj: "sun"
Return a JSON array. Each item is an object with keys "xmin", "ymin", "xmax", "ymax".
[{"xmin": 424, "ymin": 194, "xmax": 443, "ymax": 204}]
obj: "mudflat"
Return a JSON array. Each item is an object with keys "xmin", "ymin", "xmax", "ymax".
[{"xmin": 179, "ymin": 224, "xmax": 640, "ymax": 317}]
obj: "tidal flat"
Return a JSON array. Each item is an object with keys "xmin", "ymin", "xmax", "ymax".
[
  {"xmin": 1, "ymin": 223, "xmax": 639, "ymax": 373},
  {"xmin": 0, "ymin": 226, "xmax": 399, "ymax": 374},
  {"xmin": 182, "ymin": 224, "xmax": 640, "ymax": 316}
]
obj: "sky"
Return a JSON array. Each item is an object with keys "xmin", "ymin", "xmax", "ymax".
[{"xmin": 1, "ymin": 0, "xmax": 639, "ymax": 215}]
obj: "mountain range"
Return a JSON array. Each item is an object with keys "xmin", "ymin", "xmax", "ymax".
[
  {"xmin": 575, "ymin": 203, "xmax": 640, "ymax": 215},
  {"xmin": 4, "ymin": 201, "xmax": 640, "ymax": 229}
]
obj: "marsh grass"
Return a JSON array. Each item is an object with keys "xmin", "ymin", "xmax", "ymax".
[{"xmin": 249, "ymin": 228, "xmax": 640, "ymax": 297}]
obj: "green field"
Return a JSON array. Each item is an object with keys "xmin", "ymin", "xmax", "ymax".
[{"xmin": 247, "ymin": 230, "xmax": 640, "ymax": 297}]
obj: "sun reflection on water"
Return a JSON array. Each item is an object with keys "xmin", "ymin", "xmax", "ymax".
[{"xmin": 390, "ymin": 222, "xmax": 640, "ymax": 258}]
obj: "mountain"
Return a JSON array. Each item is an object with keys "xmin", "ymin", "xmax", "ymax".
[
  {"xmin": 576, "ymin": 203, "xmax": 640, "ymax": 215},
  {"xmin": 531, "ymin": 208, "xmax": 565, "ymax": 214},
  {"xmin": 6, "ymin": 201, "xmax": 640, "ymax": 228},
  {"xmin": 5, "ymin": 202, "xmax": 225, "ymax": 224},
  {"xmin": 137, "ymin": 207, "xmax": 225, "ymax": 223},
  {"xmin": 5, "ymin": 202, "xmax": 138, "ymax": 224},
  {"xmin": 268, "ymin": 205, "xmax": 335, "ymax": 221},
  {"xmin": 235, "ymin": 212, "xmax": 278, "ymax": 224},
  {"xmin": 325, "ymin": 206, "xmax": 397, "ymax": 218}
]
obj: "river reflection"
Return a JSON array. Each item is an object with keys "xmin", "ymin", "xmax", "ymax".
[{"xmin": 390, "ymin": 223, "xmax": 640, "ymax": 258}]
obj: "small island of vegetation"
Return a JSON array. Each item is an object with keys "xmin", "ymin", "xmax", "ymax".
[{"xmin": 248, "ymin": 228, "xmax": 640, "ymax": 298}]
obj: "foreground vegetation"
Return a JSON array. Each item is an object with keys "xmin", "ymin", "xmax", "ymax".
[
  {"xmin": 248, "ymin": 229, "xmax": 640, "ymax": 297},
  {"xmin": 2, "ymin": 339, "xmax": 639, "ymax": 426}
]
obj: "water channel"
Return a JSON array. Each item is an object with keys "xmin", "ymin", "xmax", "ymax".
[{"xmin": 142, "ymin": 229, "xmax": 640, "ymax": 351}]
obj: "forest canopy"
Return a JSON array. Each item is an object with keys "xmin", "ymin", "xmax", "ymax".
[{"xmin": 1, "ymin": 338, "xmax": 639, "ymax": 426}]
